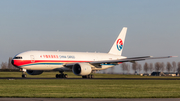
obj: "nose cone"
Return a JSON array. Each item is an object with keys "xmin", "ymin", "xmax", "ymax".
[
  {"xmin": 11, "ymin": 59, "xmax": 18, "ymax": 67},
  {"xmin": 11, "ymin": 59, "xmax": 15, "ymax": 67}
]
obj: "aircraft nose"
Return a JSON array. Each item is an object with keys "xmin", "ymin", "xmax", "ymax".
[
  {"xmin": 11, "ymin": 59, "xmax": 14, "ymax": 66},
  {"xmin": 11, "ymin": 59, "xmax": 17, "ymax": 67}
]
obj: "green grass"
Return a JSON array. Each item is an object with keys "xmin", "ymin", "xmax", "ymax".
[
  {"xmin": 1, "ymin": 71, "xmax": 180, "ymax": 78},
  {"xmin": 0, "ymin": 79, "xmax": 180, "ymax": 98},
  {"xmin": 0, "ymin": 72, "xmax": 180, "ymax": 98}
]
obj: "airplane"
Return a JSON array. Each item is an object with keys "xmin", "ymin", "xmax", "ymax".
[{"xmin": 11, "ymin": 27, "xmax": 175, "ymax": 78}]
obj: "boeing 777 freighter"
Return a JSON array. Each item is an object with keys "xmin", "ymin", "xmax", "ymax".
[{"xmin": 11, "ymin": 27, "xmax": 175, "ymax": 78}]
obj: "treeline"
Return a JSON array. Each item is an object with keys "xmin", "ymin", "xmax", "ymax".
[
  {"xmin": 121, "ymin": 61, "xmax": 180, "ymax": 74},
  {"xmin": 0, "ymin": 57, "xmax": 18, "ymax": 70}
]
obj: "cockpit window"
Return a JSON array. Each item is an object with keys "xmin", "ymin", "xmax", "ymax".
[{"xmin": 13, "ymin": 57, "xmax": 22, "ymax": 59}]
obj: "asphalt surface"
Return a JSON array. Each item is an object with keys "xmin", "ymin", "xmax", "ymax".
[
  {"xmin": 0, "ymin": 98, "xmax": 180, "ymax": 101},
  {"xmin": 1, "ymin": 77, "xmax": 180, "ymax": 80}
]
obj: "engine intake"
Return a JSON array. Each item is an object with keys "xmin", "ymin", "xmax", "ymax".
[
  {"xmin": 27, "ymin": 70, "xmax": 43, "ymax": 75},
  {"xmin": 72, "ymin": 63, "xmax": 92, "ymax": 76}
]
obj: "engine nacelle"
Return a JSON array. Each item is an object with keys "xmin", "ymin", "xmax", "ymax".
[
  {"xmin": 27, "ymin": 70, "xmax": 43, "ymax": 75},
  {"xmin": 72, "ymin": 63, "xmax": 92, "ymax": 76}
]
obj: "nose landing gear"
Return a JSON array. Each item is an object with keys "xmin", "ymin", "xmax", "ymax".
[
  {"xmin": 21, "ymin": 69, "xmax": 27, "ymax": 78},
  {"xmin": 22, "ymin": 73, "xmax": 27, "ymax": 78}
]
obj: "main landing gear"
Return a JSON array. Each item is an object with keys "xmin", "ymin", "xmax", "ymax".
[
  {"xmin": 56, "ymin": 71, "xmax": 68, "ymax": 78},
  {"xmin": 82, "ymin": 74, "xmax": 94, "ymax": 79}
]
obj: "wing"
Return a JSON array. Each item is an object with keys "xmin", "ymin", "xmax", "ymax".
[
  {"xmin": 90, "ymin": 56, "xmax": 175, "ymax": 65},
  {"xmin": 64, "ymin": 56, "xmax": 176, "ymax": 67}
]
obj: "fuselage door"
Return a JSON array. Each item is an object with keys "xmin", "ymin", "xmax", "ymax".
[{"xmin": 30, "ymin": 55, "xmax": 35, "ymax": 63}]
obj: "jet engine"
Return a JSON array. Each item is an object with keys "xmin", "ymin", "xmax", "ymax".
[
  {"xmin": 27, "ymin": 70, "xmax": 43, "ymax": 75},
  {"xmin": 72, "ymin": 63, "xmax": 92, "ymax": 76}
]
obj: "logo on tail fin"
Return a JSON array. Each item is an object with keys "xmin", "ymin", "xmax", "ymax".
[{"xmin": 116, "ymin": 38, "xmax": 123, "ymax": 51}]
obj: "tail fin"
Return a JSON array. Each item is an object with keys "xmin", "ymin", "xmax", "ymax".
[{"xmin": 108, "ymin": 27, "xmax": 127, "ymax": 55}]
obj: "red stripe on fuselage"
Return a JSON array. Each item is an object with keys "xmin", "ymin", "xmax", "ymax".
[
  {"xmin": 13, "ymin": 60, "xmax": 91, "ymax": 67},
  {"xmin": 118, "ymin": 62, "xmax": 122, "ymax": 64}
]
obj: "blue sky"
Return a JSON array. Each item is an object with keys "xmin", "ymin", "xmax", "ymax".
[{"xmin": 0, "ymin": 0, "xmax": 180, "ymax": 67}]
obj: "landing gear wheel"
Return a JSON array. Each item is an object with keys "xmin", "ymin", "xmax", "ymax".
[
  {"xmin": 82, "ymin": 74, "xmax": 94, "ymax": 79},
  {"xmin": 22, "ymin": 74, "xmax": 27, "ymax": 78},
  {"xmin": 64, "ymin": 74, "xmax": 68, "ymax": 78},
  {"xmin": 56, "ymin": 74, "xmax": 68, "ymax": 78},
  {"xmin": 88, "ymin": 75, "xmax": 91, "ymax": 78},
  {"xmin": 82, "ymin": 76, "xmax": 87, "ymax": 78},
  {"xmin": 56, "ymin": 74, "xmax": 59, "ymax": 78},
  {"xmin": 90, "ymin": 74, "xmax": 94, "ymax": 79},
  {"xmin": 60, "ymin": 74, "xmax": 64, "ymax": 78}
]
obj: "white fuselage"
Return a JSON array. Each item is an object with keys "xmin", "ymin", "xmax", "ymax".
[{"xmin": 12, "ymin": 51, "xmax": 126, "ymax": 71}]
